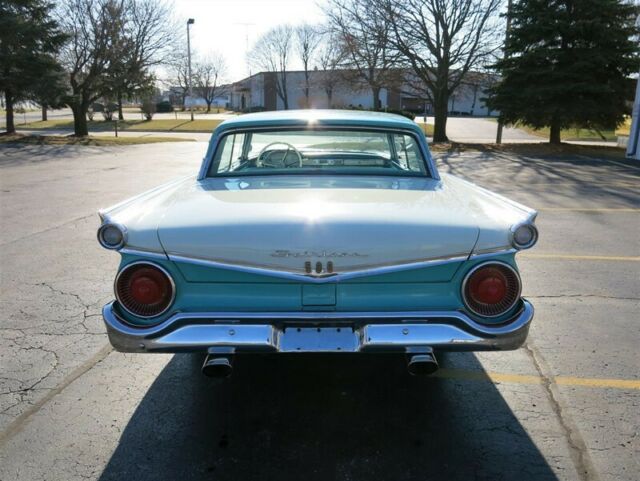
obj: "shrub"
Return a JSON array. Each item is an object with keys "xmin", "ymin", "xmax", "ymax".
[
  {"xmin": 241, "ymin": 106, "xmax": 266, "ymax": 113},
  {"xmin": 102, "ymin": 102, "xmax": 119, "ymax": 121},
  {"xmin": 155, "ymin": 101, "xmax": 173, "ymax": 113},
  {"xmin": 141, "ymin": 99, "xmax": 156, "ymax": 120}
]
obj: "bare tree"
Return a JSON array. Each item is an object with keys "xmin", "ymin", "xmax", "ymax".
[
  {"xmin": 379, "ymin": 0, "xmax": 502, "ymax": 142},
  {"xmin": 58, "ymin": 0, "xmax": 176, "ymax": 135},
  {"xmin": 316, "ymin": 34, "xmax": 346, "ymax": 107},
  {"xmin": 326, "ymin": 0, "xmax": 401, "ymax": 109},
  {"xmin": 295, "ymin": 24, "xmax": 322, "ymax": 107},
  {"xmin": 106, "ymin": 0, "xmax": 176, "ymax": 119},
  {"xmin": 194, "ymin": 53, "xmax": 228, "ymax": 112},
  {"xmin": 249, "ymin": 25, "xmax": 293, "ymax": 110},
  {"xmin": 58, "ymin": 0, "xmax": 125, "ymax": 136},
  {"xmin": 167, "ymin": 50, "xmax": 190, "ymax": 110}
]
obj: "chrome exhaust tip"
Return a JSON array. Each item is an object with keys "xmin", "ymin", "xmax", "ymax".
[
  {"xmin": 202, "ymin": 355, "xmax": 233, "ymax": 378},
  {"xmin": 407, "ymin": 352, "xmax": 439, "ymax": 376}
]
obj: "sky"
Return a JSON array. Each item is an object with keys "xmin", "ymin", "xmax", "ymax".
[{"xmin": 172, "ymin": 0, "xmax": 328, "ymax": 83}]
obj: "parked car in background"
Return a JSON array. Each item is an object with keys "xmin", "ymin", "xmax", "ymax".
[{"xmin": 97, "ymin": 110, "xmax": 538, "ymax": 377}]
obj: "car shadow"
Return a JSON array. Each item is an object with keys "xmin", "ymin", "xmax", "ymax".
[{"xmin": 98, "ymin": 352, "xmax": 558, "ymax": 481}]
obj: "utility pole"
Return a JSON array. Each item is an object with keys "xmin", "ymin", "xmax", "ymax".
[
  {"xmin": 187, "ymin": 18, "xmax": 195, "ymax": 121},
  {"xmin": 496, "ymin": 0, "xmax": 513, "ymax": 144}
]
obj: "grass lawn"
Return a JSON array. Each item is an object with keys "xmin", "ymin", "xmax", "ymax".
[
  {"xmin": 0, "ymin": 133, "xmax": 195, "ymax": 146},
  {"xmin": 415, "ymin": 122, "xmax": 435, "ymax": 137},
  {"xmin": 615, "ymin": 117, "xmax": 632, "ymax": 136},
  {"xmin": 486, "ymin": 119, "xmax": 618, "ymax": 141},
  {"xmin": 17, "ymin": 118, "xmax": 224, "ymax": 133},
  {"xmin": 520, "ymin": 125, "xmax": 616, "ymax": 141}
]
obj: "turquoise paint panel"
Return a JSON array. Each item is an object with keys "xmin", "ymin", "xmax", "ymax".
[
  {"xmin": 177, "ymin": 283, "xmax": 302, "ymax": 311},
  {"xmin": 176, "ymin": 261, "xmax": 292, "ymax": 283},
  {"xmin": 337, "ymin": 283, "xmax": 458, "ymax": 310},
  {"xmin": 175, "ymin": 259, "xmax": 463, "ymax": 283},
  {"xmin": 341, "ymin": 261, "xmax": 464, "ymax": 283},
  {"xmin": 302, "ymin": 284, "xmax": 336, "ymax": 306},
  {"xmin": 114, "ymin": 252, "xmax": 521, "ymax": 327}
]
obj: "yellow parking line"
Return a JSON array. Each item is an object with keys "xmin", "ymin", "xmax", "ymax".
[
  {"xmin": 434, "ymin": 369, "xmax": 640, "ymax": 390},
  {"xmin": 520, "ymin": 253, "xmax": 640, "ymax": 262},
  {"xmin": 538, "ymin": 207, "xmax": 640, "ymax": 213}
]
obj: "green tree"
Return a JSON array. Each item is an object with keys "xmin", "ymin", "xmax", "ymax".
[
  {"xmin": 488, "ymin": 0, "xmax": 640, "ymax": 144},
  {"xmin": 0, "ymin": 0, "xmax": 66, "ymax": 133}
]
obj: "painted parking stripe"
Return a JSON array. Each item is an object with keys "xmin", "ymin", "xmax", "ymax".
[
  {"xmin": 521, "ymin": 254, "xmax": 640, "ymax": 262},
  {"xmin": 434, "ymin": 368, "xmax": 640, "ymax": 390}
]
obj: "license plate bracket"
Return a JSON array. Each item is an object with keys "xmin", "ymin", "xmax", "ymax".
[{"xmin": 279, "ymin": 326, "xmax": 358, "ymax": 352}]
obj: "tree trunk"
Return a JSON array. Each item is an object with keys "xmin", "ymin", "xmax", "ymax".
[
  {"xmin": 41, "ymin": 104, "xmax": 48, "ymax": 121},
  {"xmin": 4, "ymin": 90, "xmax": 15, "ymax": 134},
  {"xmin": 70, "ymin": 101, "xmax": 89, "ymax": 137},
  {"xmin": 327, "ymin": 89, "xmax": 333, "ymax": 109},
  {"xmin": 304, "ymin": 70, "xmax": 310, "ymax": 108},
  {"xmin": 372, "ymin": 87, "xmax": 381, "ymax": 110},
  {"xmin": 117, "ymin": 93, "xmax": 124, "ymax": 121},
  {"xmin": 206, "ymin": 101, "xmax": 211, "ymax": 113},
  {"xmin": 549, "ymin": 121, "xmax": 562, "ymax": 144},
  {"xmin": 282, "ymin": 75, "xmax": 289, "ymax": 110},
  {"xmin": 432, "ymin": 90, "xmax": 449, "ymax": 143}
]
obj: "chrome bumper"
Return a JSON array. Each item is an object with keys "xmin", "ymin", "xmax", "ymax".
[{"xmin": 102, "ymin": 300, "xmax": 534, "ymax": 354}]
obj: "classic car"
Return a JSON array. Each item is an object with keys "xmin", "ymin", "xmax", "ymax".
[{"xmin": 98, "ymin": 110, "xmax": 538, "ymax": 377}]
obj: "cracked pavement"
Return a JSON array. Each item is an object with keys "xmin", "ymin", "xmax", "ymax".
[{"xmin": 0, "ymin": 142, "xmax": 638, "ymax": 480}]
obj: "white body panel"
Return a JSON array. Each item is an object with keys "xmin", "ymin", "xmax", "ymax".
[{"xmin": 100, "ymin": 173, "xmax": 535, "ymax": 274}]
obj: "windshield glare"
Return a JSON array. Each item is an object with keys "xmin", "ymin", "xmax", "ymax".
[{"xmin": 207, "ymin": 129, "xmax": 429, "ymax": 177}]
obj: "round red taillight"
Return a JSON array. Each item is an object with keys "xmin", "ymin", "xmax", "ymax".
[
  {"xmin": 462, "ymin": 262, "xmax": 521, "ymax": 318},
  {"xmin": 115, "ymin": 262, "xmax": 175, "ymax": 318}
]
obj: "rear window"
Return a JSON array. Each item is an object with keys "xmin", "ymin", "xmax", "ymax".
[{"xmin": 207, "ymin": 128, "xmax": 429, "ymax": 177}]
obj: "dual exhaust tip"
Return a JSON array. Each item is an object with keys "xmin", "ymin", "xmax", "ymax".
[
  {"xmin": 202, "ymin": 355, "xmax": 233, "ymax": 378},
  {"xmin": 201, "ymin": 352, "xmax": 439, "ymax": 378}
]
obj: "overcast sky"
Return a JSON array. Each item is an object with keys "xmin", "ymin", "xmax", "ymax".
[{"xmin": 173, "ymin": 0, "xmax": 328, "ymax": 83}]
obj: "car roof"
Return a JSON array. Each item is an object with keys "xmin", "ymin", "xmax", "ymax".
[{"xmin": 215, "ymin": 109, "xmax": 422, "ymax": 134}]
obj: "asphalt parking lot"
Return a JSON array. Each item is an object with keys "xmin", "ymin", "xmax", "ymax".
[{"xmin": 0, "ymin": 141, "xmax": 638, "ymax": 481}]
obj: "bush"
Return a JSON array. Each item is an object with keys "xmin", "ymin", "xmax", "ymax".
[
  {"xmin": 241, "ymin": 106, "xmax": 266, "ymax": 113},
  {"xmin": 342, "ymin": 105, "xmax": 416, "ymax": 120},
  {"xmin": 383, "ymin": 108, "xmax": 416, "ymax": 120},
  {"xmin": 141, "ymin": 99, "xmax": 156, "ymax": 120},
  {"xmin": 155, "ymin": 101, "xmax": 173, "ymax": 113},
  {"xmin": 102, "ymin": 102, "xmax": 119, "ymax": 121}
]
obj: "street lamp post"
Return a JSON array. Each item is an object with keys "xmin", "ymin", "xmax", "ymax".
[
  {"xmin": 496, "ymin": 0, "xmax": 512, "ymax": 144},
  {"xmin": 187, "ymin": 18, "xmax": 195, "ymax": 122}
]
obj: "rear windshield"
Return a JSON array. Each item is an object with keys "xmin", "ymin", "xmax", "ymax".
[{"xmin": 207, "ymin": 128, "xmax": 429, "ymax": 177}]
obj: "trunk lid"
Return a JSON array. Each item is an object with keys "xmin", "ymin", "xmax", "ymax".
[{"xmin": 157, "ymin": 177, "xmax": 480, "ymax": 275}]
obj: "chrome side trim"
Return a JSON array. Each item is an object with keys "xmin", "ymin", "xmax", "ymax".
[
  {"xmin": 469, "ymin": 247, "xmax": 517, "ymax": 259},
  {"xmin": 102, "ymin": 300, "xmax": 534, "ymax": 353},
  {"xmin": 167, "ymin": 253, "xmax": 469, "ymax": 283},
  {"xmin": 119, "ymin": 248, "xmax": 169, "ymax": 260}
]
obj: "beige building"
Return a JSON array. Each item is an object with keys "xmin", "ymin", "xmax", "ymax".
[{"xmin": 229, "ymin": 69, "xmax": 496, "ymax": 116}]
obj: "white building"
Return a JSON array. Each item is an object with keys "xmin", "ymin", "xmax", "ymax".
[{"xmin": 229, "ymin": 69, "xmax": 497, "ymax": 116}]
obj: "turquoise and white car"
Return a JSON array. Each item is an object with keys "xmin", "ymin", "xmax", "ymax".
[{"xmin": 98, "ymin": 110, "xmax": 538, "ymax": 376}]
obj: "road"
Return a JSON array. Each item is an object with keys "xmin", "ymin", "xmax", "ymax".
[
  {"xmin": 0, "ymin": 141, "xmax": 638, "ymax": 480},
  {"xmin": 442, "ymin": 116, "xmax": 541, "ymax": 142},
  {"xmin": 3, "ymin": 108, "xmax": 548, "ymax": 144}
]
